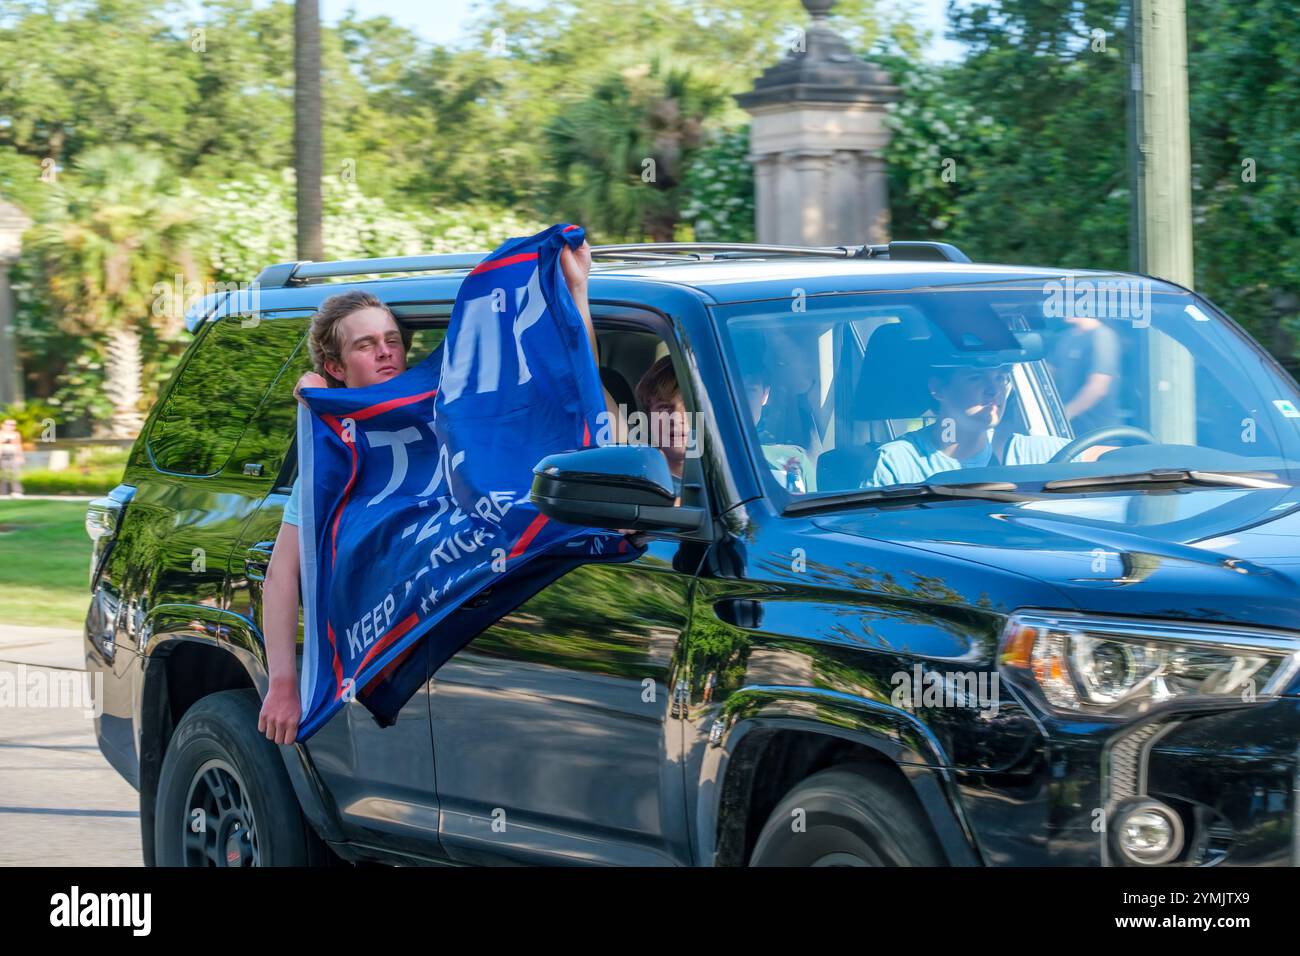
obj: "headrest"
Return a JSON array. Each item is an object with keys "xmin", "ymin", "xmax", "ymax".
[
  {"xmin": 600, "ymin": 366, "xmax": 638, "ymax": 413},
  {"xmin": 853, "ymin": 323, "xmax": 936, "ymax": 421},
  {"xmin": 852, "ymin": 319, "xmax": 1044, "ymax": 422}
]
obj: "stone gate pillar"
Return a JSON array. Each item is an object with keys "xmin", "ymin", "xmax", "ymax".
[{"xmin": 735, "ymin": 0, "xmax": 900, "ymax": 246}]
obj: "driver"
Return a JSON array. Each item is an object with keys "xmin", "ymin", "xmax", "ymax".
[{"xmin": 864, "ymin": 363, "xmax": 1109, "ymax": 487}]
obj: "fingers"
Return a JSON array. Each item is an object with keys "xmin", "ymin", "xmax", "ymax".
[
  {"xmin": 270, "ymin": 715, "xmax": 297, "ymax": 746},
  {"xmin": 259, "ymin": 703, "xmax": 298, "ymax": 745}
]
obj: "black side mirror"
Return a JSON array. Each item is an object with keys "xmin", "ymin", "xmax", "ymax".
[{"xmin": 530, "ymin": 445, "xmax": 705, "ymax": 533}]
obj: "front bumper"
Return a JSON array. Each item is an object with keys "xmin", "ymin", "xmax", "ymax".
[{"xmin": 961, "ymin": 695, "xmax": 1300, "ymax": 865}]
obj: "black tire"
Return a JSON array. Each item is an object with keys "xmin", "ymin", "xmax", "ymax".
[
  {"xmin": 749, "ymin": 762, "xmax": 946, "ymax": 866},
  {"xmin": 154, "ymin": 688, "xmax": 325, "ymax": 866}
]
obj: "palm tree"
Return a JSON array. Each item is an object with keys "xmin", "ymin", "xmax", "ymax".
[
  {"xmin": 294, "ymin": 0, "xmax": 324, "ymax": 262},
  {"xmin": 545, "ymin": 54, "xmax": 727, "ymax": 242},
  {"xmin": 30, "ymin": 147, "xmax": 198, "ymax": 439}
]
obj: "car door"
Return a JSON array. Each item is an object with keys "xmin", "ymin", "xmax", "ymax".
[
  {"xmin": 226, "ymin": 319, "xmax": 445, "ymax": 860},
  {"xmin": 428, "ymin": 318, "xmax": 707, "ymax": 866}
]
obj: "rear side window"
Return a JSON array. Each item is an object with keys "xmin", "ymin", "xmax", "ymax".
[{"xmin": 149, "ymin": 316, "xmax": 305, "ymax": 476}]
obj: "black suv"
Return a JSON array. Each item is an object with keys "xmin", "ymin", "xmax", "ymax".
[{"xmin": 87, "ymin": 241, "xmax": 1300, "ymax": 866}]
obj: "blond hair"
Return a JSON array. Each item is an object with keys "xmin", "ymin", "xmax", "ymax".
[{"xmin": 308, "ymin": 290, "xmax": 412, "ymax": 387}]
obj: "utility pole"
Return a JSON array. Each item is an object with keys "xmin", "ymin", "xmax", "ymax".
[
  {"xmin": 294, "ymin": 0, "xmax": 324, "ymax": 263},
  {"xmin": 1128, "ymin": 0, "xmax": 1196, "ymax": 469},
  {"xmin": 1127, "ymin": 0, "xmax": 1194, "ymax": 288}
]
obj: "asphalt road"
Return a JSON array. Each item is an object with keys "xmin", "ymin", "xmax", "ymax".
[{"xmin": 0, "ymin": 624, "xmax": 141, "ymax": 866}]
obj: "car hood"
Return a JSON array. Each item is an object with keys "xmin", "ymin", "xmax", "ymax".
[{"xmin": 810, "ymin": 484, "xmax": 1300, "ymax": 630}]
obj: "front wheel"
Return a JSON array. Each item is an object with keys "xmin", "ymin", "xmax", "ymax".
[
  {"xmin": 154, "ymin": 688, "xmax": 325, "ymax": 866},
  {"xmin": 749, "ymin": 763, "xmax": 946, "ymax": 866}
]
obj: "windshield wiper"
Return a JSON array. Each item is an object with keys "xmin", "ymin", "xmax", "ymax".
[
  {"xmin": 784, "ymin": 481, "xmax": 1036, "ymax": 516},
  {"xmin": 1041, "ymin": 469, "xmax": 1287, "ymax": 493}
]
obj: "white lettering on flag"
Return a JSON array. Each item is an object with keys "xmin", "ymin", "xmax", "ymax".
[
  {"xmin": 365, "ymin": 426, "xmax": 423, "ymax": 505},
  {"xmin": 439, "ymin": 291, "xmax": 502, "ymax": 403},
  {"xmin": 513, "ymin": 267, "xmax": 546, "ymax": 386},
  {"xmin": 418, "ymin": 437, "xmax": 466, "ymax": 497}
]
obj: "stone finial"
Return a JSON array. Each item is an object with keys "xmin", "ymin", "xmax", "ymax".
[
  {"xmin": 803, "ymin": 0, "xmax": 836, "ymax": 22},
  {"xmin": 735, "ymin": 0, "xmax": 898, "ymax": 108}
]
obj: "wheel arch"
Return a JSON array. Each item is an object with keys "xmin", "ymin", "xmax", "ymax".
[
  {"xmin": 701, "ymin": 694, "xmax": 983, "ymax": 867},
  {"xmin": 138, "ymin": 608, "xmax": 345, "ymax": 865}
]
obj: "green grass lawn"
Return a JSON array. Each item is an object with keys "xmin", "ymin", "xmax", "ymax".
[{"xmin": 0, "ymin": 498, "xmax": 92, "ymax": 630}]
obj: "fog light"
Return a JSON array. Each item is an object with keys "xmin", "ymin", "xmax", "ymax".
[{"xmin": 1114, "ymin": 799, "xmax": 1184, "ymax": 865}]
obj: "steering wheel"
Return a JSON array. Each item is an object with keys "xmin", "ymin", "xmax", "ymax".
[{"xmin": 1049, "ymin": 425, "xmax": 1158, "ymax": 463}]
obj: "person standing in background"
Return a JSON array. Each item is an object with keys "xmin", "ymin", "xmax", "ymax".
[
  {"xmin": 0, "ymin": 418, "xmax": 24, "ymax": 496},
  {"xmin": 1049, "ymin": 314, "xmax": 1122, "ymax": 436}
]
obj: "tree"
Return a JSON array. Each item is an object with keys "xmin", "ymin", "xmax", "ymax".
[
  {"xmin": 27, "ymin": 147, "xmax": 199, "ymax": 438},
  {"xmin": 1187, "ymin": 0, "xmax": 1300, "ymax": 373},
  {"xmin": 0, "ymin": 0, "xmax": 198, "ymax": 169},
  {"xmin": 472, "ymin": 0, "xmax": 895, "ymax": 228},
  {"xmin": 880, "ymin": 0, "xmax": 1300, "ymax": 372},
  {"xmin": 544, "ymin": 55, "xmax": 727, "ymax": 242}
]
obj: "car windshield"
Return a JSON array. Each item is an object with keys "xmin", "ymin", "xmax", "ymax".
[{"xmin": 714, "ymin": 279, "xmax": 1300, "ymax": 500}]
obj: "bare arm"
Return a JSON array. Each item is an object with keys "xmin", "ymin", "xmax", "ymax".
[
  {"xmin": 258, "ymin": 520, "xmax": 302, "ymax": 745},
  {"xmin": 561, "ymin": 240, "xmax": 597, "ymax": 359},
  {"xmin": 1065, "ymin": 372, "xmax": 1114, "ymax": 418},
  {"xmin": 258, "ymin": 379, "xmax": 323, "ymax": 744},
  {"xmin": 561, "ymin": 239, "xmax": 626, "ymax": 442}
]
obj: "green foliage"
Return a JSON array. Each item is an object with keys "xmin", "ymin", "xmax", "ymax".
[
  {"xmin": 681, "ymin": 125, "xmax": 756, "ymax": 243},
  {"xmin": 198, "ymin": 172, "xmax": 548, "ymax": 284},
  {"xmin": 0, "ymin": 399, "xmax": 57, "ymax": 443},
  {"xmin": 9, "ymin": 0, "xmax": 1299, "ymax": 431},
  {"xmin": 876, "ymin": 0, "xmax": 1300, "ymax": 372},
  {"xmin": 1187, "ymin": 0, "xmax": 1300, "ymax": 370},
  {"xmin": 946, "ymin": 0, "xmax": 1130, "ymax": 272},
  {"xmin": 19, "ymin": 463, "xmax": 124, "ymax": 496},
  {"xmin": 480, "ymin": 0, "xmax": 896, "ymax": 232},
  {"xmin": 22, "ymin": 144, "xmax": 200, "ymax": 435},
  {"xmin": 41, "ymin": 342, "xmax": 114, "ymax": 435},
  {"xmin": 545, "ymin": 55, "xmax": 729, "ymax": 241},
  {"xmin": 874, "ymin": 49, "xmax": 1003, "ymax": 240}
]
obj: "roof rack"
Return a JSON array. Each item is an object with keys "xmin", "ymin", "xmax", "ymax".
[
  {"xmin": 249, "ymin": 239, "xmax": 972, "ymax": 290},
  {"xmin": 254, "ymin": 252, "xmax": 491, "ymax": 289},
  {"xmin": 858, "ymin": 241, "xmax": 971, "ymax": 263},
  {"xmin": 590, "ymin": 242, "xmax": 859, "ymax": 260},
  {"xmin": 590, "ymin": 241, "xmax": 971, "ymax": 263}
]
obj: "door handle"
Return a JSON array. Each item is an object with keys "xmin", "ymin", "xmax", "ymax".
[
  {"xmin": 458, "ymin": 584, "xmax": 495, "ymax": 610},
  {"xmin": 244, "ymin": 541, "xmax": 275, "ymax": 581}
]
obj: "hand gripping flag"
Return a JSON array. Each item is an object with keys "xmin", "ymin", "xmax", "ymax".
[{"xmin": 293, "ymin": 223, "xmax": 640, "ymax": 742}]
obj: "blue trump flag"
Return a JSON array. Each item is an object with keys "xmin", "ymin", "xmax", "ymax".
[{"xmin": 293, "ymin": 223, "xmax": 639, "ymax": 742}]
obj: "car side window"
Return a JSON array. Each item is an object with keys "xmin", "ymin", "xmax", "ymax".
[
  {"xmin": 148, "ymin": 316, "xmax": 306, "ymax": 476},
  {"xmin": 229, "ymin": 322, "xmax": 315, "ymax": 484},
  {"xmin": 594, "ymin": 323, "xmax": 704, "ymax": 509}
]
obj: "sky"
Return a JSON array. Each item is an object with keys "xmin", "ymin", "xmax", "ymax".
[{"xmin": 321, "ymin": 0, "xmax": 966, "ymax": 62}]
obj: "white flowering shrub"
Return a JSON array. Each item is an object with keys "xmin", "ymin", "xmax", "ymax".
[
  {"xmin": 196, "ymin": 171, "xmax": 547, "ymax": 284},
  {"xmin": 877, "ymin": 54, "xmax": 1004, "ymax": 237},
  {"xmin": 681, "ymin": 125, "xmax": 755, "ymax": 243}
]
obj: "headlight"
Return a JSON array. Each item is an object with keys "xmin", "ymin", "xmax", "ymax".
[{"xmin": 999, "ymin": 612, "xmax": 1300, "ymax": 717}]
